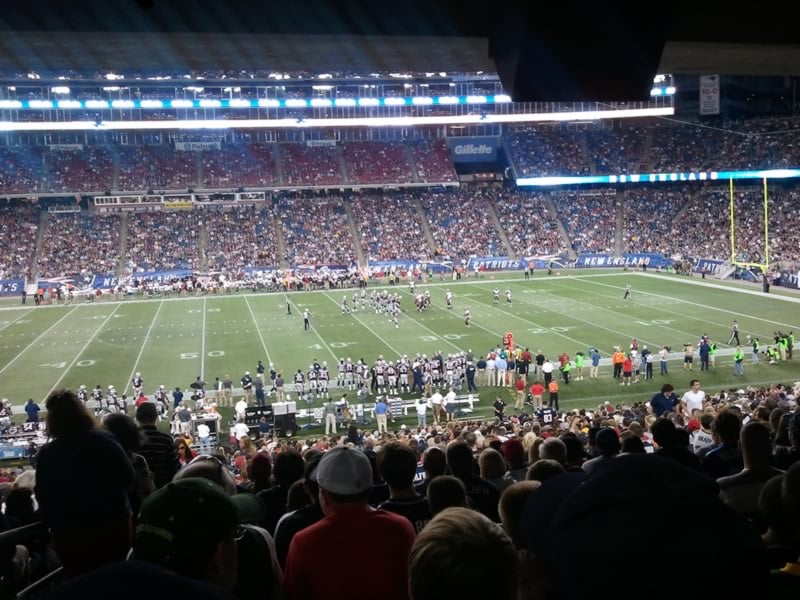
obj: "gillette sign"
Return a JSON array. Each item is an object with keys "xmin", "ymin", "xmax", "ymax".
[{"xmin": 447, "ymin": 137, "xmax": 499, "ymax": 162}]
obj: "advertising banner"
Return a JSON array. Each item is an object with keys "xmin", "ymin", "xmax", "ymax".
[
  {"xmin": 0, "ymin": 279, "xmax": 25, "ymax": 296},
  {"xmin": 447, "ymin": 137, "xmax": 500, "ymax": 163},
  {"xmin": 575, "ymin": 253, "xmax": 672, "ymax": 268}
]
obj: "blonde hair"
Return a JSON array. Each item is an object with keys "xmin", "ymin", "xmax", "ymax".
[{"xmin": 409, "ymin": 507, "xmax": 518, "ymax": 600}]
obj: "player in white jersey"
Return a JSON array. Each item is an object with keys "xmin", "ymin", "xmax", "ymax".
[
  {"xmin": 445, "ymin": 290, "xmax": 453, "ymax": 309},
  {"xmin": 464, "ymin": 308, "xmax": 471, "ymax": 327},
  {"xmin": 505, "ymin": 288, "xmax": 512, "ymax": 306},
  {"xmin": 493, "ymin": 288, "xmax": 500, "ymax": 304}
]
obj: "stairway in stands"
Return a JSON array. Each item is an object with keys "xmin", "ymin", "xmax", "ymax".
[
  {"xmin": 486, "ymin": 202, "xmax": 516, "ymax": 258},
  {"xmin": 412, "ymin": 197, "xmax": 439, "ymax": 258},
  {"xmin": 342, "ymin": 200, "xmax": 366, "ymax": 267},
  {"xmin": 273, "ymin": 211, "xmax": 289, "ymax": 269},
  {"xmin": 615, "ymin": 191, "xmax": 626, "ymax": 256},
  {"xmin": 116, "ymin": 213, "xmax": 129, "ymax": 277},
  {"xmin": 29, "ymin": 211, "xmax": 49, "ymax": 279},
  {"xmin": 198, "ymin": 220, "xmax": 209, "ymax": 271},
  {"xmin": 544, "ymin": 191, "xmax": 578, "ymax": 260}
]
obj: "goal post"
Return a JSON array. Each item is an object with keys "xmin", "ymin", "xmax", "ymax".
[{"xmin": 728, "ymin": 176, "xmax": 769, "ymax": 274}]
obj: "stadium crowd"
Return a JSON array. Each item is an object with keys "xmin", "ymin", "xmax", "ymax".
[
  {"xmin": 552, "ymin": 190, "xmax": 618, "ymax": 254},
  {"xmin": 351, "ymin": 192, "xmax": 432, "ymax": 262},
  {"xmin": 621, "ymin": 187, "xmax": 689, "ymax": 255},
  {"xmin": 37, "ymin": 212, "xmax": 121, "ymax": 278},
  {"xmin": 125, "ymin": 211, "xmax": 200, "ymax": 273},
  {"xmin": 0, "ymin": 204, "xmax": 39, "ymax": 279},
  {"xmin": 1, "ymin": 369, "xmax": 797, "ymax": 599},
  {"xmin": 201, "ymin": 144, "xmax": 277, "ymax": 189},
  {"xmin": 205, "ymin": 206, "xmax": 280, "ymax": 272},
  {"xmin": 493, "ymin": 190, "xmax": 568, "ymax": 257},
  {"xmin": 420, "ymin": 188, "xmax": 506, "ymax": 261},
  {"xmin": 278, "ymin": 197, "xmax": 356, "ymax": 267}
]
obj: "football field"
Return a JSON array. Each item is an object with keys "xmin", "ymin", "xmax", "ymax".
[{"xmin": 0, "ymin": 271, "xmax": 798, "ymax": 421}]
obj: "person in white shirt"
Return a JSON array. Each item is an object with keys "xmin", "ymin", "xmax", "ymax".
[
  {"xmin": 197, "ymin": 422, "xmax": 212, "ymax": 453},
  {"xmin": 234, "ymin": 418, "xmax": 250, "ymax": 442},
  {"xmin": 235, "ymin": 398, "xmax": 248, "ymax": 421},
  {"xmin": 486, "ymin": 355, "xmax": 496, "ymax": 387},
  {"xmin": 541, "ymin": 360, "xmax": 555, "ymax": 385},
  {"xmin": 444, "ymin": 388, "xmax": 457, "ymax": 423},
  {"xmin": 680, "ymin": 379, "xmax": 706, "ymax": 421},
  {"xmin": 690, "ymin": 413, "xmax": 715, "ymax": 454},
  {"xmin": 429, "ymin": 389, "xmax": 443, "ymax": 425},
  {"xmin": 415, "ymin": 396, "xmax": 429, "ymax": 428}
]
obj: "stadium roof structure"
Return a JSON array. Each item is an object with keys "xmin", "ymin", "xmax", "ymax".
[{"xmin": 0, "ymin": 0, "xmax": 799, "ymax": 99}]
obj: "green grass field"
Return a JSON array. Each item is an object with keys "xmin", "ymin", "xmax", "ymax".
[{"xmin": 0, "ymin": 270, "xmax": 798, "ymax": 428}]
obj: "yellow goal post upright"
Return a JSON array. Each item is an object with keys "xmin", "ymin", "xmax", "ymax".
[{"xmin": 728, "ymin": 176, "xmax": 769, "ymax": 275}]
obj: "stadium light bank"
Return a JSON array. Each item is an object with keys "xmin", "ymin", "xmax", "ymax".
[{"xmin": 0, "ymin": 107, "xmax": 674, "ymax": 131}]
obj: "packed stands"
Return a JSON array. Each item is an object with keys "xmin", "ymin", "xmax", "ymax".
[
  {"xmin": 115, "ymin": 145, "xmax": 197, "ymax": 191},
  {"xmin": 648, "ymin": 123, "xmax": 726, "ymax": 172},
  {"xmin": 507, "ymin": 126, "xmax": 589, "ymax": 177},
  {"xmin": 420, "ymin": 188, "xmax": 505, "ymax": 260},
  {"xmin": 342, "ymin": 142, "xmax": 416, "ymax": 185},
  {"xmin": 125, "ymin": 211, "xmax": 200, "ymax": 273},
  {"xmin": 552, "ymin": 190, "xmax": 618, "ymax": 253},
  {"xmin": 0, "ymin": 202, "xmax": 38, "ymax": 279},
  {"xmin": 280, "ymin": 143, "xmax": 346, "ymax": 187},
  {"xmin": 201, "ymin": 143, "xmax": 277, "ymax": 189},
  {"xmin": 45, "ymin": 147, "xmax": 115, "ymax": 193},
  {"xmin": 585, "ymin": 126, "xmax": 648, "ymax": 174},
  {"xmin": 621, "ymin": 187, "xmax": 689, "ymax": 255},
  {"xmin": 408, "ymin": 139, "xmax": 458, "ymax": 183},
  {"xmin": 37, "ymin": 212, "xmax": 121, "ymax": 277},
  {"xmin": 0, "ymin": 147, "xmax": 45, "ymax": 195},
  {"xmin": 278, "ymin": 197, "xmax": 356, "ymax": 266},
  {"xmin": 493, "ymin": 190, "xmax": 568, "ymax": 256},
  {"xmin": 205, "ymin": 206, "xmax": 280, "ymax": 271},
  {"xmin": 351, "ymin": 192, "xmax": 432, "ymax": 262}
]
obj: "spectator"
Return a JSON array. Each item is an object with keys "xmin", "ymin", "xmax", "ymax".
[
  {"xmin": 426, "ymin": 475, "xmax": 469, "ymax": 516},
  {"xmin": 256, "ymin": 449, "xmax": 305, "ymax": 535},
  {"xmin": 377, "ymin": 442, "xmax": 432, "ymax": 533},
  {"xmin": 446, "ymin": 441, "xmax": 501, "ymax": 522},
  {"xmin": 283, "ymin": 447, "xmax": 415, "ymax": 600},
  {"xmin": 132, "ymin": 478, "xmax": 240, "ymax": 592},
  {"xmin": 273, "ymin": 453, "xmax": 324, "ymax": 569},
  {"xmin": 35, "ymin": 389, "xmax": 134, "ymax": 575},
  {"xmin": 135, "ymin": 402, "xmax": 180, "ymax": 489},
  {"xmin": 408, "ymin": 507, "xmax": 518, "ymax": 600}
]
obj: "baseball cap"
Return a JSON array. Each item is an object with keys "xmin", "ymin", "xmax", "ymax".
[
  {"xmin": 134, "ymin": 478, "xmax": 239, "ymax": 562},
  {"xmin": 687, "ymin": 418, "xmax": 702, "ymax": 433},
  {"xmin": 315, "ymin": 446, "xmax": 372, "ymax": 495}
]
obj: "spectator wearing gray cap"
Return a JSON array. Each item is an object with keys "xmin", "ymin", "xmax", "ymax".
[{"xmin": 283, "ymin": 446, "xmax": 415, "ymax": 600}]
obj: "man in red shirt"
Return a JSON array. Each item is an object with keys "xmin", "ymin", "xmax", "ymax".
[
  {"xmin": 284, "ymin": 447, "xmax": 416, "ymax": 600},
  {"xmin": 514, "ymin": 377, "xmax": 527, "ymax": 411},
  {"xmin": 529, "ymin": 381, "xmax": 545, "ymax": 410}
]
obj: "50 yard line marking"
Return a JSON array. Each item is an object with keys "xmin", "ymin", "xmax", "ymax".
[
  {"xmin": 0, "ymin": 306, "xmax": 79, "ymax": 376},
  {"xmin": 123, "ymin": 301, "xmax": 164, "ymax": 396},
  {"xmin": 43, "ymin": 304, "xmax": 121, "ymax": 402},
  {"xmin": 244, "ymin": 296, "xmax": 273, "ymax": 366},
  {"xmin": 200, "ymin": 297, "xmax": 207, "ymax": 379}
]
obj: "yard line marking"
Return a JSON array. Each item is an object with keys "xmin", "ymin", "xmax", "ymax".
[
  {"xmin": 201, "ymin": 297, "xmax": 207, "ymax": 379},
  {"xmin": 543, "ymin": 279, "xmax": 735, "ymax": 343},
  {"xmin": 286, "ymin": 297, "xmax": 338, "ymax": 363},
  {"xmin": 0, "ymin": 306, "xmax": 79, "ymax": 376},
  {"xmin": 0, "ymin": 309, "xmax": 34, "ymax": 333},
  {"xmin": 579, "ymin": 275, "xmax": 800, "ymax": 331},
  {"xmin": 122, "ymin": 301, "xmax": 164, "ymax": 396},
  {"xmin": 430, "ymin": 285, "xmax": 606, "ymax": 354},
  {"xmin": 42, "ymin": 304, "xmax": 121, "ymax": 402},
  {"xmin": 244, "ymin": 296, "xmax": 273, "ymax": 366},
  {"xmin": 480, "ymin": 282, "xmax": 669, "ymax": 350},
  {"xmin": 321, "ymin": 292, "xmax": 403, "ymax": 357}
]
